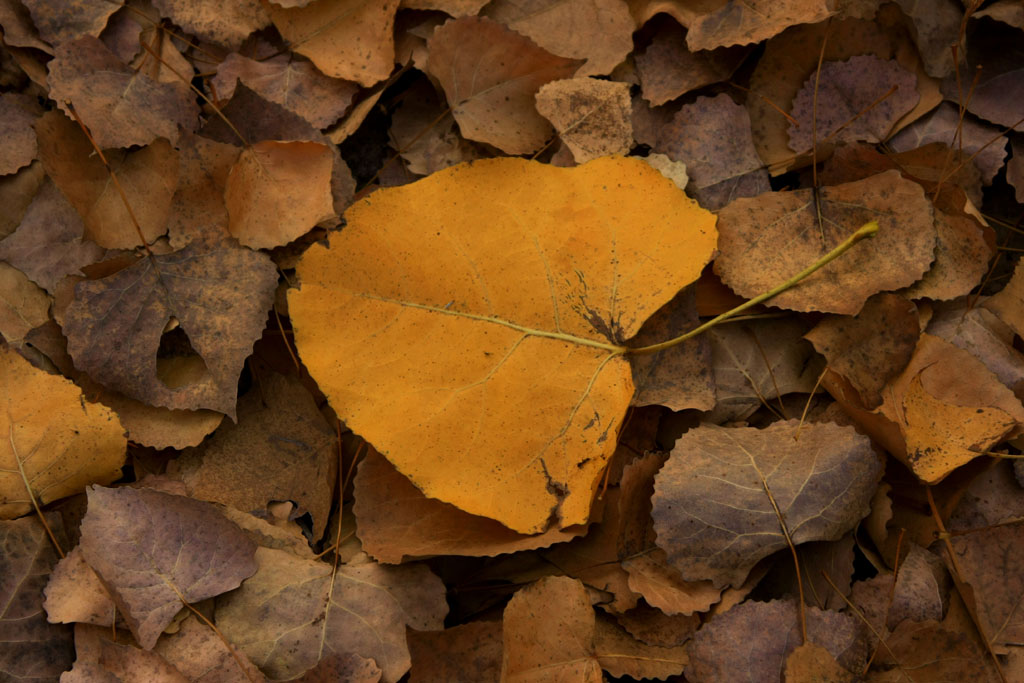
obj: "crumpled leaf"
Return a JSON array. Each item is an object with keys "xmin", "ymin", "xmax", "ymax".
[
  {"xmin": 535, "ymin": 78, "xmax": 632, "ymax": 163},
  {"xmin": 1, "ymin": 345, "xmax": 125, "ymax": 519},
  {"xmin": 62, "ymin": 240, "xmax": 278, "ymax": 417},
  {"xmin": 652, "ymin": 420, "xmax": 881, "ymax": 588},
  {"xmin": 212, "ymin": 53, "xmax": 358, "ymax": 129},
  {"xmin": 685, "ymin": 599, "xmax": 868, "ymax": 681},
  {"xmin": 152, "ymin": 0, "xmax": 269, "ymax": 48},
  {"xmin": 224, "ymin": 140, "xmax": 335, "ymax": 249},
  {"xmin": 787, "ymin": 55, "xmax": 920, "ymax": 152},
  {"xmin": 35, "ymin": 109, "xmax": 179, "ymax": 250},
  {"xmin": 79, "ymin": 486, "xmax": 258, "ymax": 649},
  {"xmin": 484, "ymin": 0, "xmax": 634, "ymax": 76},
  {"xmin": 264, "ymin": 0, "xmax": 399, "ymax": 87},
  {"xmin": 215, "ymin": 547, "xmax": 447, "ymax": 682},
  {"xmin": 47, "ymin": 36, "xmax": 197, "ymax": 150},
  {"xmin": 289, "ymin": 156, "xmax": 717, "ymax": 533},
  {"xmin": 714, "ymin": 170, "xmax": 937, "ymax": 314},
  {"xmin": 501, "ymin": 575, "xmax": 688, "ymax": 682},
  {"xmin": 425, "ymin": 16, "xmax": 582, "ymax": 155},
  {"xmin": 0, "ymin": 515, "xmax": 74, "ymax": 680}
]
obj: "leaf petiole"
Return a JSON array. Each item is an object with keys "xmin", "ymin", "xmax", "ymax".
[{"xmin": 623, "ymin": 220, "xmax": 880, "ymax": 356}]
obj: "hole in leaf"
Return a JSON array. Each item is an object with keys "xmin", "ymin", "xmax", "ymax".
[{"xmin": 156, "ymin": 319, "xmax": 209, "ymax": 390}]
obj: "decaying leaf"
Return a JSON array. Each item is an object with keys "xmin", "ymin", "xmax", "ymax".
[
  {"xmin": 407, "ymin": 621, "xmax": 502, "ymax": 683},
  {"xmin": 0, "ymin": 515, "xmax": 75, "ymax": 679},
  {"xmin": 62, "ymin": 240, "xmax": 278, "ymax": 417},
  {"xmin": 715, "ymin": 170, "xmax": 937, "ymax": 314},
  {"xmin": 79, "ymin": 486, "xmax": 258, "ymax": 649},
  {"xmin": 289, "ymin": 156, "xmax": 717, "ymax": 533},
  {"xmin": 535, "ymin": 78, "xmax": 632, "ymax": 163},
  {"xmin": 152, "ymin": 0, "xmax": 269, "ymax": 48},
  {"xmin": 61, "ymin": 624, "xmax": 190, "ymax": 682},
  {"xmin": 426, "ymin": 16, "xmax": 582, "ymax": 154},
  {"xmin": 215, "ymin": 547, "xmax": 447, "ymax": 682},
  {"xmin": 1, "ymin": 345, "xmax": 125, "ymax": 519},
  {"xmin": 652, "ymin": 420, "xmax": 881, "ymax": 588},
  {"xmin": 951, "ymin": 522, "xmax": 1024, "ymax": 653}
]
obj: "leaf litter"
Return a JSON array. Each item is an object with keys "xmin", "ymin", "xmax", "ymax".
[{"xmin": 0, "ymin": 2, "xmax": 1023, "ymax": 681}]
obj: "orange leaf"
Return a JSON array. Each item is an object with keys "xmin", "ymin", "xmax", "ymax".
[{"xmin": 289, "ymin": 156, "xmax": 717, "ymax": 533}]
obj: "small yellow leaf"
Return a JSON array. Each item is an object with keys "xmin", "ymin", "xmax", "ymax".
[{"xmin": 289, "ymin": 156, "xmax": 716, "ymax": 533}]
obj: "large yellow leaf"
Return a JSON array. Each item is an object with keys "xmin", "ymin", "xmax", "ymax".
[{"xmin": 289, "ymin": 157, "xmax": 716, "ymax": 533}]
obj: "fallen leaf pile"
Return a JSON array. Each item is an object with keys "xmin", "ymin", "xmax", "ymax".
[{"xmin": 1, "ymin": 1, "xmax": 1023, "ymax": 681}]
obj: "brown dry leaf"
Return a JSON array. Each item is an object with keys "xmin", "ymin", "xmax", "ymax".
[
  {"xmin": 501, "ymin": 575, "xmax": 687, "ymax": 681},
  {"xmin": 0, "ymin": 162, "xmax": 46, "ymax": 239},
  {"xmin": 62, "ymin": 624, "xmax": 188, "ymax": 682},
  {"xmin": 484, "ymin": 0, "xmax": 633, "ymax": 76},
  {"xmin": 264, "ymin": 0, "xmax": 399, "ymax": 87},
  {"xmin": 787, "ymin": 642, "xmax": 857, "ymax": 682},
  {"xmin": 714, "ymin": 170, "xmax": 936, "ymax": 314},
  {"xmin": 389, "ymin": 80, "xmax": 480, "ymax": 176},
  {"xmin": 425, "ymin": 16, "xmax": 582, "ymax": 155},
  {"xmin": 152, "ymin": 0, "xmax": 269, "ymax": 48},
  {"xmin": 874, "ymin": 334, "xmax": 1024, "ymax": 483},
  {"xmin": 224, "ymin": 140, "xmax": 335, "ymax": 249},
  {"xmin": 1009, "ymin": 139, "xmax": 1024, "ymax": 202},
  {"xmin": 35, "ymin": 109, "xmax": 178, "ymax": 249},
  {"xmin": 927, "ymin": 303, "xmax": 1024, "ymax": 389},
  {"xmin": 748, "ymin": 9, "xmax": 942, "ymax": 174},
  {"xmin": 212, "ymin": 53, "xmax": 358, "ymax": 129},
  {"xmin": 0, "ymin": 93, "xmax": 37, "ymax": 175},
  {"xmin": 62, "ymin": 240, "xmax": 278, "ymax": 417},
  {"xmin": 760, "ymin": 535, "xmax": 857, "ymax": 611},
  {"xmin": 635, "ymin": 18, "xmax": 748, "ymax": 106},
  {"xmin": 895, "ymin": 0, "xmax": 963, "ymax": 77},
  {"xmin": 901, "ymin": 208, "xmax": 993, "ymax": 301},
  {"xmin": 868, "ymin": 619, "xmax": 998, "ymax": 682},
  {"xmin": 805, "ymin": 293, "xmax": 919, "ymax": 408},
  {"xmin": 535, "ymin": 78, "xmax": 632, "ymax": 163},
  {"xmin": 96, "ymin": 386, "xmax": 226, "ymax": 451},
  {"xmin": 686, "ymin": 599, "xmax": 868, "ymax": 681},
  {"xmin": 0, "ymin": 262, "xmax": 49, "ymax": 344},
  {"xmin": 154, "ymin": 615, "xmax": 266, "ymax": 683},
  {"xmin": 787, "ymin": 55, "xmax": 920, "ymax": 153},
  {"xmin": 950, "ymin": 523, "xmax": 1024, "ymax": 653},
  {"xmin": 615, "ymin": 602, "xmax": 700, "ymax": 648},
  {"xmin": 889, "ymin": 102, "xmax": 1009, "ymax": 184},
  {"xmin": 400, "ymin": 0, "xmax": 488, "ymax": 14},
  {"xmin": 621, "ymin": 551, "xmax": 724, "ymax": 616},
  {"xmin": 652, "ymin": 420, "xmax": 881, "ymax": 588},
  {"xmin": 984, "ymin": 258, "xmax": 1024, "ymax": 339},
  {"xmin": 293, "ymin": 653, "xmax": 381, "ymax": 683},
  {"xmin": 47, "ymin": 36, "xmax": 196, "ymax": 150},
  {"xmin": 79, "ymin": 486, "xmax": 258, "ymax": 649},
  {"xmin": 42, "ymin": 546, "xmax": 116, "ymax": 627},
  {"xmin": 0, "ymin": 179, "xmax": 105, "ymax": 293},
  {"xmin": 707, "ymin": 317, "xmax": 823, "ymax": 422},
  {"xmin": 655, "ymin": 93, "xmax": 768, "ymax": 209},
  {"xmin": 165, "ymin": 131, "xmax": 239, "ymax": 249},
  {"xmin": 0, "ymin": 0, "xmax": 51, "ymax": 52},
  {"xmin": 0, "ymin": 345, "xmax": 125, "ymax": 519},
  {"xmin": 170, "ymin": 372, "xmax": 336, "ymax": 541},
  {"xmin": 353, "ymin": 447, "xmax": 587, "ymax": 563},
  {"xmin": 407, "ymin": 621, "xmax": 502, "ymax": 683},
  {"xmin": 629, "ymin": 287, "xmax": 715, "ymax": 412},
  {"xmin": 215, "ymin": 547, "xmax": 447, "ymax": 682},
  {"xmin": 0, "ymin": 514, "xmax": 75, "ymax": 679},
  {"xmin": 289, "ymin": 156, "xmax": 717, "ymax": 533},
  {"xmin": 21, "ymin": 0, "xmax": 117, "ymax": 46}
]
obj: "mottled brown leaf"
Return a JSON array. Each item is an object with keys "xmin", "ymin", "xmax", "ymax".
[
  {"xmin": 62, "ymin": 624, "xmax": 189, "ymax": 682},
  {"xmin": 685, "ymin": 599, "xmax": 868, "ymax": 681},
  {"xmin": 895, "ymin": 0, "xmax": 963, "ymax": 77},
  {"xmin": 21, "ymin": 0, "xmax": 117, "ymax": 46},
  {"xmin": 715, "ymin": 171, "xmax": 936, "ymax": 314},
  {"xmin": 484, "ymin": 0, "xmax": 633, "ymax": 76},
  {"xmin": 212, "ymin": 53, "xmax": 358, "ymax": 129},
  {"xmin": 805, "ymin": 293, "xmax": 919, "ymax": 408},
  {"xmin": 165, "ymin": 131, "xmax": 238, "ymax": 249},
  {"xmin": 788, "ymin": 55, "xmax": 919, "ymax": 152},
  {"xmin": 941, "ymin": 18, "xmax": 1024, "ymax": 128},
  {"xmin": 154, "ymin": 615, "xmax": 266, "ymax": 683},
  {"xmin": 426, "ymin": 16, "xmax": 582, "ymax": 154},
  {"xmin": 153, "ymin": 0, "xmax": 269, "ymax": 48},
  {"xmin": 42, "ymin": 546, "xmax": 116, "ymax": 627},
  {"xmin": 47, "ymin": 36, "xmax": 197, "ymax": 150},
  {"xmin": 870, "ymin": 620, "xmax": 998, "ymax": 682},
  {"xmin": 684, "ymin": 0, "xmax": 833, "ymax": 50},
  {"xmin": 353, "ymin": 447, "xmax": 586, "ymax": 563},
  {"xmin": 652, "ymin": 421, "xmax": 881, "ymax": 588},
  {"xmin": 0, "ymin": 515, "xmax": 74, "ymax": 680},
  {"xmin": 62, "ymin": 240, "xmax": 277, "ymax": 417},
  {"xmin": 80, "ymin": 486, "xmax": 258, "ymax": 649},
  {"xmin": 216, "ymin": 547, "xmax": 447, "ymax": 682},
  {"xmin": 0, "ymin": 93, "xmax": 36, "ymax": 175},
  {"xmin": 535, "ymin": 78, "xmax": 632, "ymax": 163}
]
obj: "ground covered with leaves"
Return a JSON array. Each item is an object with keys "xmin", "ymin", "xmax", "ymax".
[{"xmin": 2, "ymin": 1, "xmax": 1024, "ymax": 681}]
